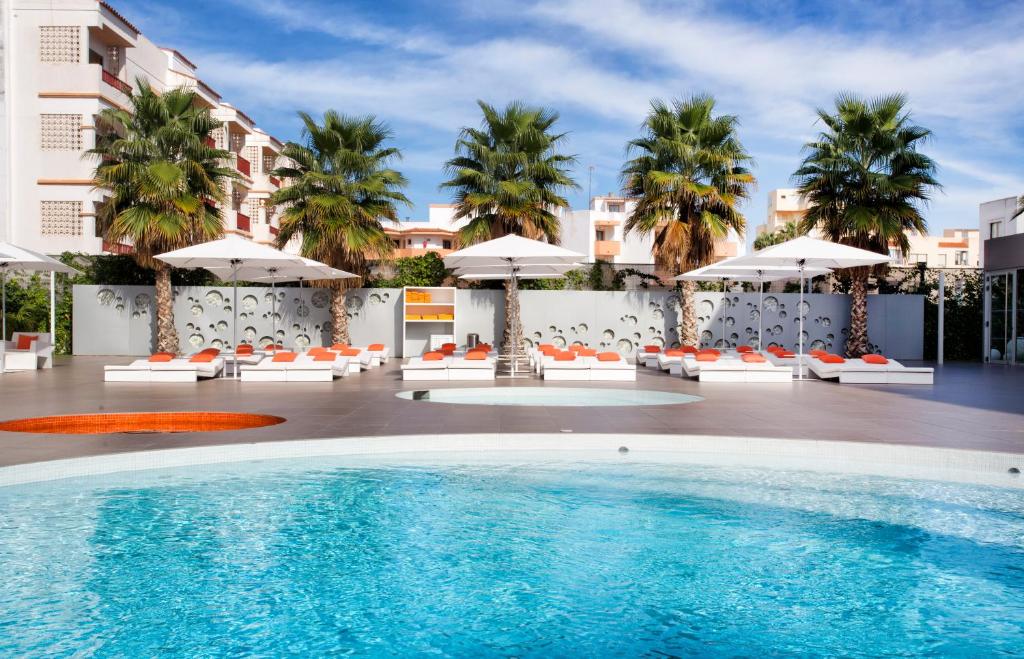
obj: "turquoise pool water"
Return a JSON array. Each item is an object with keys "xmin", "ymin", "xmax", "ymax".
[
  {"xmin": 396, "ymin": 386, "xmax": 703, "ymax": 406},
  {"xmin": 1, "ymin": 459, "xmax": 1022, "ymax": 656}
]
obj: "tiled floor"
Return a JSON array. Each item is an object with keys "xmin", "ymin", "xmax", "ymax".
[{"xmin": 0, "ymin": 356, "xmax": 1021, "ymax": 467}]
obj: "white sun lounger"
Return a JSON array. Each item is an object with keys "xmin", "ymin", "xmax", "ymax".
[
  {"xmin": 448, "ymin": 357, "xmax": 497, "ymax": 381},
  {"xmin": 401, "ymin": 357, "xmax": 450, "ymax": 381},
  {"xmin": 764, "ymin": 351, "xmax": 807, "ymax": 377},
  {"xmin": 586, "ymin": 356, "xmax": 637, "ymax": 381},
  {"xmin": 104, "ymin": 356, "xmax": 226, "ymax": 382},
  {"xmin": 807, "ymin": 357, "xmax": 934, "ymax": 385},
  {"xmin": 542, "ymin": 355, "xmax": 591, "ymax": 381},
  {"xmin": 696, "ymin": 359, "xmax": 793, "ymax": 383},
  {"xmin": 241, "ymin": 354, "xmax": 352, "ymax": 382},
  {"xmin": 2, "ymin": 332, "xmax": 55, "ymax": 370},
  {"xmin": 400, "ymin": 356, "xmax": 496, "ymax": 381},
  {"xmin": 635, "ymin": 350, "xmax": 663, "ymax": 367}
]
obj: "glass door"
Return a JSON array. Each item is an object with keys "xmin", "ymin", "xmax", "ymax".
[
  {"xmin": 986, "ymin": 272, "xmax": 1014, "ymax": 363},
  {"xmin": 1015, "ymin": 269, "xmax": 1024, "ymax": 364}
]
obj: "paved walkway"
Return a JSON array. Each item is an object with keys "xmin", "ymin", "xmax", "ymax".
[{"xmin": 0, "ymin": 357, "xmax": 1021, "ymax": 467}]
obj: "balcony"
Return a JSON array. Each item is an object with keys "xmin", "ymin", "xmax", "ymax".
[
  {"xmin": 269, "ymin": 176, "xmax": 281, "ymax": 188},
  {"xmin": 236, "ymin": 212, "xmax": 251, "ymax": 232},
  {"xmin": 204, "ymin": 135, "xmax": 216, "ymax": 148},
  {"xmin": 235, "ymin": 155, "xmax": 251, "ymax": 177},
  {"xmin": 101, "ymin": 70, "xmax": 132, "ymax": 95},
  {"xmin": 594, "ymin": 240, "xmax": 621, "ymax": 257}
]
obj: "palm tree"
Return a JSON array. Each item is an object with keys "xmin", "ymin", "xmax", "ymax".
[
  {"xmin": 271, "ymin": 111, "xmax": 410, "ymax": 344},
  {"xmin": 90, "ymin": 80, "xmax": 236, "ymax": 353},
  {"xmin": 622, "ymin": 94, "xmax": 754, "ymax": 347},
  {"xmin": 753, "ymin": 220, "xmax": 803, "ymax": 250},
  {"xmin": 441, "ymin": 100, "xmax": 577, "ymax": 352},
  {"xmin": 794, "ymin": 93, "xmax": 939, "ymax": 356}
]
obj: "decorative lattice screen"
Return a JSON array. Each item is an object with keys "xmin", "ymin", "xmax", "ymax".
[
  {"xmin": 229, "ymin": 133, "xmax": 245, "ymax": 152},
  {"xmin": 243, "ymin": 146, "xmax": 260, "ymax": 173},
  {"xmin": 40, "ymin": 201, "xmax": 83, "ymax": 236},
  {"xmin": 40, "ymin": 114, "xmax": 83, "ymax": 151},
  {"xmin": 263, "ymin": 154, "xmax": 277, "ymax": 174},
  {"xmin": 39, "ymin": 26, "xmax": 80, "ymax": 63},
  {"xmin": 211, "ymin": 127, "xmax": 226, "ymax": 149}
]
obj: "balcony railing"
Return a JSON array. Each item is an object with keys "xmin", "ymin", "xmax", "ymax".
[
  {"xmin": 269, "ymin": 225, "xmax": 279, "ymax": 236},
  {"xmin": 204, "ymin": 136, "xmax": 216, "ymax": 148},
  {"xmin": 102, "ymin": 240, "xmax": 133, "ymax": 255},
  {"xmin": 101, "ymin": 70, "xmax": 132, "ymax": 95},
  {"xmin": 236, "ymin": 212, "xmax": 251, "ymax": 232},
  {"xmin": 594, "ymin": 240, "xmax": 621, "ymax": 257},
  {"xmin": 269, "ymin": 176, "xmax": 281, "ymax": 187},
  {"xmin": 235, "ymin": 155, "xmax": 251, "ymax": 177}
]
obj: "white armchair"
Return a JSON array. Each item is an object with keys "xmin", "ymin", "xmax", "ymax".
[{"xmin": 2, "ymin": 332, "xmax": 54, "ymax": 370}]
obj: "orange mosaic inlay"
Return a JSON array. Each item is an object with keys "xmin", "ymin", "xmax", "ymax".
[{"xmin": 0, "ymin": 412, "xmax": 285, "ymax": 435}]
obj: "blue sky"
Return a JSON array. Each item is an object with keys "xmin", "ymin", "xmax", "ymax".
[{"xmin": 119, "ymin": 0, "xmax": 1023, "ymax": 244}]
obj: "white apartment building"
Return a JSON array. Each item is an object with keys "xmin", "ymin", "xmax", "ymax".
[
  {"xmin": 756, "ymin": 188, "xmax": 817, "ymax": 238},
  {"xmin": 560, "ymin": 195, "xmax": 746, "ymax": 275},
  {"xmin": 978, "ymin": 195, "xmax": 1023, "ymax": 364},
  {"xmin": 1, "ymin": 0, "xmax": 287, "ymax": 255},
  {"xmin": 385, "ymin": 204, "xmax": 468, "ymax": 258},
  {"xmin": 761, "ymin": 188, "xmax": 980, "ymax": 269},
  {"xmin": 979, "ymin": 196, "xmax": 1022, "ymax": 268}
]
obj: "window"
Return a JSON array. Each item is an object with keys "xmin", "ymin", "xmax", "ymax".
[
  {"xmin": 392, "ymin": 239, "xmax": 400, "ymax": 248},
  {"xmin": 607, "ymin": 203, "xmax": 624, "ymax": 213},
  {"xmin": 39, "ymin": 26, "xmax": 80, "ymax": 63},
  {"xmin": 442, "ymin": 239, "xmax": 452, "ymax": 249},
  {"xmin": 990, "ymin": 221, "xmax": 1002, "ymax": 239},
  {"xmin": 910, "ymin": 253, "xmax": 927, "ymax": 264},
  {"xmin": 955, "ymin": 251, "xmax": 969, "ymax": 266},
  {"xmin": 595, "ymin": 229, "xmax": 606, "ymax": 241},
  {"xmin": 40, "ymin": 114, "xmax": 83, "ymax": 151},
  {"xmin": 88, "ymin": 49, "xmax": 104, "ymax": 66},
  {"xmin": 40, "ymin": 201, "xmax": 83, "ymax": 236}
]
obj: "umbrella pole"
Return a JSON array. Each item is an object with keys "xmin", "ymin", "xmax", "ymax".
[
  {"xmin": 758, "ymin": 277, "xmax": 764, "ymax": 350},
  {"xmin": 232, "ymin": 263, "xmax": 239, "ymax": 379},
  {"xmin": 721, "ymin": 279, "xmax": 727, "ymax": 349},
  {"xmin": 50, "ymin": 272, "xmax": 56, "ymax": 341},
  {"xmin": 271, "ymin": 279, "xmax": 277, "ymax": 349},
  {"xmin": 798, "ymin": 261, "xmax": 805, "ymax": 381},
  {"xmin": 1, "ymin": 268, "xmax": 6, "ymax": 342}
]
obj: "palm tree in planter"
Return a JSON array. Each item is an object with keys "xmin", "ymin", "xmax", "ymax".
[
  {"xmin": 271, "ymin": 111, "xmax": 410, "ymax": 344},
  {"xmin": 622, "ymin": 94, "xmax": 754, "ymax": 347},
  {"xmin": 90, "ymin": 80, "xmax": 236, "ymax": 353},
  {"xmin": 441, "ymin": 100, "xmax": 577, "ymax": 351},
  {"xmin": 794, "ymin": 93, "xmax": 938, "ymax": 356}
]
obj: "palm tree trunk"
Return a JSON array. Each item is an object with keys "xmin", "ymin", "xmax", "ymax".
[
  {"xmin": 154, "ymin": 262, "xmax": 179, "ymax": 354},
  {"xmin": 503, "ymin": 277, "xmax": 521, "ymax": 356},
  {"xmin": 679, "ymin": 280, "xmax": 699, "ymax": 347},
  {"xmin": 846, "ymin": 270, "xmax": 870, "ymax": 357},
  {"xmin": 331, "ymin": 284, "xmax": 349, "ymax": 345}
]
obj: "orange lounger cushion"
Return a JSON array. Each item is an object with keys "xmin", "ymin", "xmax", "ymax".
[
  {"xmin": 664, "ymin": 349, "xmax": 685, "ymax": 357},
  {"xmin": 313, "ymin": 352, "xmax": 338, "ymax": 362},
  {"xmin": 695, "ymin": 353, "xmax": 719, "ymax": 362},
  {"xmin": 272, "ymin": 352, "xmax": 297, "ymax": 362},
  {"xmin": 476, "ymin": 344, "xmax": 492, "ymax": 352},
  {"xmin": 367, "ymin": 343, "xmax": 385, "ymax": 351},
  {"xmin": 553, "ymin": 351, "xmax": 576, "ymax": 361},
  {"xmin": 578, "ymin": 348, "xmax": 597, "ymax": 357},
  {"xmin": 16, "ymin": 335, "xmax": 38, "ymax": 350},
  {"xmin": 819, "ymin": 354, "xmax": 845, "ymax": 364},
  {"xmin": 199, "ymin": 348, "xmax": 221, "ymax": 356},
  {"xmin": 440, "ymin": 346, "xmax": 455, "ymax": 355},
  {"xmin": 148, "ymin": 352, "xmax": 174, "ymax": 362},
  {"xmin": 569, "ymin": 344, "xmax": 583, "ymax": 352},
  {"xmin": 596, "ymin": 352, "xmax": 620, "ymax": 362},
  {"xmin": 643, "ymin": 345, "xmax": 660, "ymax": 353},
  {"xmin": 340, "ymin": 348, "xmax": 361, "ymax": 357},
  {"xmin": 777, "ymin": 351, "xmax": 796, "ymax": 358},
  {"xmin": 190, "ymin": 353, "xmax": 215, "ymax": 363},
  {"xmin": 236, "ymin": 344, "xmax": 254, "ymax": 355},
  {"xmin": 862, "ymin": 354, "xmax": 889, "ymax": 365},
  {"xmin": 441, "ymin": 343, "xmax": 457, "ymax": 350},
  {"xmin": 809, "ymin": 349, "xmax": 827, "ymax": 358},
  {"xmin": 465, "ymin": 350, "xmax": 487, "ymax": 360},
  {"xmin": 331, "ymin": 343, "xmax": 349, "ymax": 351},
  {"xmin": 422, "ymin": 352, "xmax": 444, "ymax": 361},
  {"xmin": 741, "ymin": 353, "xmax": 766, "ymax": 363},
  {"xmin": 736, "ymin": 346, "xmax": 754, "ymax": 354},
  {"xmin": 537, "ymin": 344, "xmax": 554, "ymax": 350}
]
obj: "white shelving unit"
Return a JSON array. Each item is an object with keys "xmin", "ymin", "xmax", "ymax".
[{"xmin": 401, "ymin": 286, "xmax": 456, "ymax": 357}]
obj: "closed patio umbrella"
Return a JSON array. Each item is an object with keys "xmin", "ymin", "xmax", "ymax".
[
  {"xmin": 730, "ymin": 237, "xmax": 890, "ymax": 377},
  {"xmin": 156, "ymin": 235, "xmax": 305, "ymax": 375},
  {"xmin": 444, "ymin": 236, "xmax": 583, "ymax": 377}
]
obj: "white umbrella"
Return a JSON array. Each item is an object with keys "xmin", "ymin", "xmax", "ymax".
[
  {"xmin": 458, "ymin": 263, "xmax": 577, "ymax": 280},
  {"xmin": 730, "ymin": 236, "xmax": 890, "ymax": 376},
  {"xmin": 0, "ymin": 242, "xmax": 81, "ymax": 345},
  {"xmin": 210, "ymin": 258, "xmax": 357, "ymax": 348},
  {"xmin": 677, "ymin": 260, "xmax": 831, "ymax": 349},
  {"xmin": 156, "ymin": 235, "xmax": 305, "ymax": 372},
  {"xmin": 444, "ymin": 236, "xmax": 584, "ymax": 377}
]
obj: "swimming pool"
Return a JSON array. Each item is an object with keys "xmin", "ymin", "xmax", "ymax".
[
  {"xmin": 396, "ymin": 386, "xmax": 702, "ymax": 406},
  {"xmin": 1, "ymin": 457, "xmax": 1021, "ymax": 656}
]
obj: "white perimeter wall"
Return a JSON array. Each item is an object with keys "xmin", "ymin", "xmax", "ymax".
[{"xmin": 73, "ymin": 286, "xmax": 925, "ymax": 359}]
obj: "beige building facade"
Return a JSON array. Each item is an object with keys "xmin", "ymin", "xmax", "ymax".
[{"xmin": 1, "ymin": 0, "xmax": 288, "ymax": 255}]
